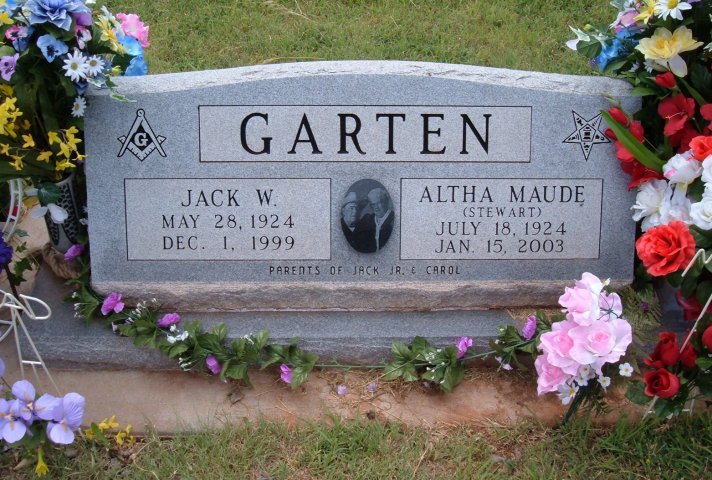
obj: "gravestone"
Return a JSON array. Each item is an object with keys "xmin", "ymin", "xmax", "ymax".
[{"xmin": 38, "ymin": 61, "xmax": 641, "ymax": 364}]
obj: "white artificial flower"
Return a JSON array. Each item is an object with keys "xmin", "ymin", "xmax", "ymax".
[
  {"xmin": 619, "ymin": 363, "xmax": 634, "ymax": 377},
  {"xmin": 166, "ymin": 335, "xmax": 177, "ymax": 344},
  {"xmin": 85, "ymin": 55, "xmax": 105, "ymax": 77},
  {"xmin": 31, "ymin": 203, "xmax": 68, "ymax": 224},
  {"xmin": 658, "ymin": 183, "xmax": 692, "ymax": 227},
  {"xmin": 690, "ymin": 186, "xmax": 712, "ymax": 229},
  {"xmin": 663, "ymin": 151, "xmax": 701, "ymax": 186},
  {"xmin": 71, "ymin": 96, "xmax": 86, "ymax": 118},
  {"xmin": 700, "ymin": 155, "xmax": 712, "ymax": 183},
  {"xmin": 631, "ymin": 179, "xmax": 667, "ymax": 228},
  {"xmin": 62, "ymin": 49, "xmax": 88, "ymax": 82},
  {"xmin": 557, "ymin": 383, "xmax": 579, "ymax": 406},
  {"xmin": 654, "ymin": 0, "xmax": 692, "ymax": 21},
  {"xmin": 598, "ymin": 376, "xmax": 611, "ymax": 389}
]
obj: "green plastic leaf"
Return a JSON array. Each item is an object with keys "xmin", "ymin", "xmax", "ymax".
[
  {"xmin": 630, "ymin": 86, "xmax": 658, "ymax": 96},
  {"xmin": 697, "ymin": 356, "xmax": 712, "ymax": 370},
  {"xmin": 601, "ymin": 111, "xmax": 664, "ymax": 172},
  {"xmin": 36, "ymin": 183, "xmax": 61, "ymax": 205},
  {"xmin": 440, "ymin": 363, "xmax": 464, "ymax": 393},
  {"xmin": 625, "ymin": 381, "xmax": 651, "ymax": 405}
]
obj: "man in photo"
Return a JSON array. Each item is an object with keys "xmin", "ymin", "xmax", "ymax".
[{"xmin": 356, "ymin": 187, "xmax": 394, "ymax": 253}]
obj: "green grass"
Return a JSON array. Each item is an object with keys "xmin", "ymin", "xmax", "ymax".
[
  {"xmin": 104, "ymin": 0, "xmax": 612, "ymax": 75},
  {"xmin": 2, "ymin": 414, "xmax": 710, "ymax": 479}
]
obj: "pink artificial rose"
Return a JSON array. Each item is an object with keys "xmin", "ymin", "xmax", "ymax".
[
  {"xmin": 535, "ymin": 355, "xmax": 570, "ymax": 395},
  {"xmin": 598, "ymin": 291, "xmax": 623, "ymax": 321},
  {"xmin": 558, "ymin": 286, "xmax": 599, "ymax": 326},
  {"xmin": 567, "ymin": 319, "xmax": 632, "ymax": 374},
  {"xmin": 538, "ymin": 319, "xmax": 579, "ymax": 376},
  {"xmin": 116, "ymin": 13, "xmax": 150, "ymax": 48}
]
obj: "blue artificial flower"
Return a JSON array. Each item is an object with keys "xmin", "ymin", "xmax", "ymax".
[
  {"xmin": 0, "ymin": 233, "xmax": 13, "ymax": 267},
  {"xmin": 73, "ymin": 79, "xmax": 88, "ymax": 95},
  {"xmin": 36, "ymin": 34, "xmax": 68, "ymax": 62},
  {"xmin": 8, "ymin": 26, "xmax": 35, "ymax": 53},
  {"xmin": 24, "ymin": 0, "xmax": 90, "ymax": 31},
  {"xmin": 0, "ymin": 0, "xmax": 19, "ymax": 12},
  {"xmin": 596, "ymin": 28, "xmax": 638, "ymax": 71},
  {"xmin": 124, "ymin": 55, "xmax": 147, "ymax": 76},
  {"xmin": 119, "ymin": 34, "xmax": 143, "ymax": 57}
]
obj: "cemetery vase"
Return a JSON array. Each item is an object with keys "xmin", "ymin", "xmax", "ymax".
[{"xmin": 44, "ymin": 172, "xmax": 82, "ymax": 253}]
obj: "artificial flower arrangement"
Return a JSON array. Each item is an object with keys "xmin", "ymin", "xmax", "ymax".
[
  {"xmin": 0, "ymin": 0, "xmax": 149, "ymax": 223},
  {"xmin": 569, "ymin": 0, "xmax": 712, "ymax": 416}
]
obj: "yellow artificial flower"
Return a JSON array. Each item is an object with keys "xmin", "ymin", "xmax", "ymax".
[
  {"xmin": 0, "ymin": 85, "xmax": 13, "ymax": 96},
  {"xmin": 96, "ymin": 17, "xmax": 125, "ymax": 53},
  {"xmin": 85, "ymin": 427, "xmax": 95, "ymax": 440},
  {"xmin": 35, "ymin": 448, "xmax": 48, "ymax": 477},
  {"xmin": 56, "ymin": 159, "xmax": 75, "ymax": 171},
  {"xmin": 37, "ymin": 151, "xmax": 53, "ymax": 162},
  {"xmin": 0, "ymin": 143, "xmax": 9, "ymax": 155},
  {"xmin": 10, "ymin": 155, "xmax": 24, "ymax": 171},
  {"xmin": 21, "ymin": 120, "xmax": 30, "ymax": 130},
  {"xmin": 635, "ymin": 26, "xmax": 703, "ymax": 77},
  {"xmin": 0, "ymin": 11, "xmax": 13, "ymax": 25},
  {"xmin": 98, "ymin": 415, "xmax": 120, "ymax": 431},
  {"xmin": 21, "ymin": 134, "xmax": 35, "ymax": 148},
  {"xmin": 635, "ymin": 0, "xmax": 656, "ymax": 24},
  {"xmin": 48, "ymin": 131, "xmax": 60, "ymax": 145},
  {"xmin": 115, "ymin": 424, "xmax": 134, "ymax": 446},
  {"xmin": 58, "ymin": 141, "xmax": 71, "ymax": 158}
]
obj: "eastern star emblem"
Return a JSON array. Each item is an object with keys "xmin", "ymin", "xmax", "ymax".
[
  {"xmin": 562, "ymin": 111, "xmax": 610, "ymax": 161},
  {"xmin": 118, "ymin": 109, "xmax": 166, "ymax": 161}
]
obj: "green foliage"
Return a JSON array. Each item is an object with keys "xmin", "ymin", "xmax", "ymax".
[
  {"xmin": 381, "ymin": 336, "xmax": 464, "ymax": 392},
  {"xmin": 263, "ymin": 341, "xmax": 318, "ymax": 388}
]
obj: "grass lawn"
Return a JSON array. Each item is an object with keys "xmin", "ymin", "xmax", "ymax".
[
  {"xmin": 105, "ymin": 0, "xmax": 612, "ymax": 75},
  {"xmin": 2, "ymin": 414, "xmax": 710, "ymax": 479}
]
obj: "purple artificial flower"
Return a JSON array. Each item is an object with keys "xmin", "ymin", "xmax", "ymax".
[
  {"xmin": 46, "ymin": 392, "xmax": 85, "ymax": 444},
  {"xmin": 0, "ymin": 53, "xmax": 17, "ymax": 81},
  {"xmin": 0, "ymin": 233, "xmax": 13, "ymax": 267},
  {"xmin": 24, "ymin": 0, "xmax": 90, "ymax": 31},
  {"xmin": 0, "ymin": 398, "xmax": 27, "ymax": 443},
  {"xmin": 71, "ymin": 11, "xmax": 92, "ymax": 26},
  {"xmin": 5, "ymin": 25, "xmax": 33, "ymax": 52},
  {"xmin": 63, "ymin": 243, "xmax": 84, "ymax": 262},
  {"xmin": 101, "ymin": 293, "xmax": 125, "ymax": 316},
  {"xmin": 36, "ymin": 33, "xmax": 68, "ymax": 62},
  {"xmin": 456, "ymin": 336, "xmax": 473, "ymax": 359},
  {"xmin": 280, "ymin": 364, "xmax": 292, "ymax": 384},
  {"xmin": 157, "ymin": 312, "xmax": 181, "ymax": 328},
  {"xmin": 367, "ymin": 382, "xmax": 377, "ymax": 393},
  {"xmin": 33, "ymin": 393, "xmax": 59, "ymax": 421},
  {"xmin": 522, "ymin": 315, "xmax": 537, "ymax": 341},
  {"xmin": 0, "ymin": 356, "xmax": 4, "ymax": 377},
  {"xmin": 336, "ymin": 384, "xmax": 348, "ymax": 396},
  {"xmin": 205, "ymin": 355, "xmax": 221, "ymax": 375}
]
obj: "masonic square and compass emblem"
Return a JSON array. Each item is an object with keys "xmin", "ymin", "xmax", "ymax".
[
  {"xmin": 562, "ymin": 110, "xmax": 610, "ymax": 161},
  {"xmin": 118, "ymin": 109, "xmax": 167, "ymax": 161}
]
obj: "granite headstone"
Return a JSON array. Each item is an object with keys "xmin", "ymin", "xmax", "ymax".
[{"xmin": 84, "ymin": 61, "xmax": 637, "ymax": 314}]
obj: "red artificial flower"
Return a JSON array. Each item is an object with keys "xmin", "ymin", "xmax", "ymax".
[
  {"xmin": 608, "ymin": 107, "xmax": 630, "ymax": 126},
  {"xmin": 655, "ymin": 72, "xmax": 676, "ymax": 89},
  {"xmin": 643, "ymin": 368, "xmax": 681, "ymax": 398},
  {"xmin": 674, "ymin": 289, "xmax": 712, "ymax": 321},
  {"xmin": 605, "ymin": 128, "xmax": 617, "ymax": 140},
  {"xmin": 702, "ymin": 325, "xmax": 712, "ymax": 351},
  {"xmin": 689, "ymin": 135, "xmax": 712, "ymax": 161},
  {"xmin": 609, "ymin": 120, "xmax": 664, "ymax": 189},
  {"xmin": 680, "ymin": 343, "xmax": 697, "ymax": 369},
  {"xmin": 645, "ymin": 332, "xmax": 681, "ymax": 368},
  {"xmin": 629, "ymin": 120, "xmax": 644, "ymax": 141},
  {"xmin": 635, "ymin": 221, "xmax": 696, "ymax": 276},
  {"xmin": 658, "ymin": 94, "xmax": 695, "ymax": 137},
  {"xmin": 669, "ymin": 123, "xmax": 701, "ymax": 152},
  {"xmin": 700, "ymin": 104, "xmax": 712, "ymax": 133}
]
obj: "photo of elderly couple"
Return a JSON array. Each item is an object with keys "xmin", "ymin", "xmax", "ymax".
[{"xmin": 340, "ymin": 179, "xmax": 394, "ymax": 253}]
